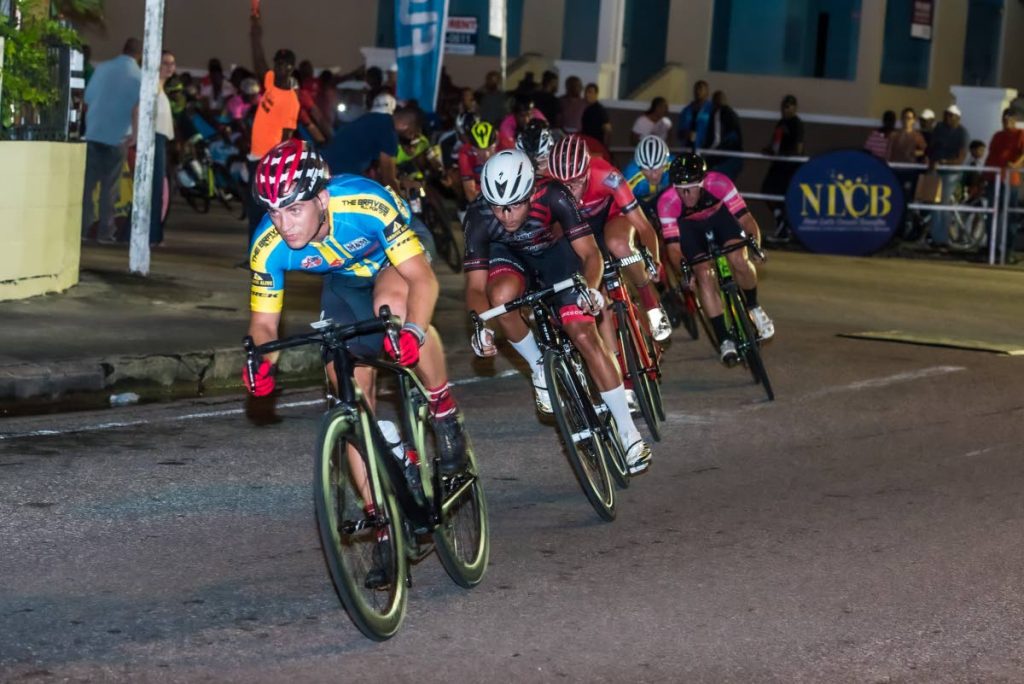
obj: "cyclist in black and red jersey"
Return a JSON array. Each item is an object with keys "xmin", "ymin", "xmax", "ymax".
[
  {"xmin": 462, "ymin": 149, "xmax": 652, "ymax": 474},
  {"xmin": 657, "ymin": 152, "xmax": 775, "ymax": 364},
  {"xmin": 547, "ymin": 134, "xmax": 672, "ymax": 343},
  {"xmin": 516, "ymin": 118, "xmax": 556, "ymax": 177},
  {"xmin": 457, "ymin": 119, "xmax": 498, "ymax": 202}
]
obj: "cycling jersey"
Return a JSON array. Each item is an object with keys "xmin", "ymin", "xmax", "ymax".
[
  {"xmin": 462, "ymin": 177, "xmax": 591, "ymax": 270},
  {"xmin": 457, "ymin": 145, "xmax": 489, "ymax": 183},
  {"xmin": 249, "ymin": 174, "xmax": 423, "ymax": 313},
  {"xmin": 655, "ymin": 171, "xmax": 748, "ymax": 244},
  {"xmin": 622, "ymin": 156, "xmax": 674, "ymax": 202},
  {"xmin": 575, "ymin": 157, "xmax": 640, "ymax": 234}
]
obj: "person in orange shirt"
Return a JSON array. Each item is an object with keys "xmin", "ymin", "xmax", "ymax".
[{"xmin": 986, "ymin": 108, "xmax": 1024, "ymax": 261}]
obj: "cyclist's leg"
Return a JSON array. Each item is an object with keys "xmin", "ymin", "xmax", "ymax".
[{"xmin": 717, "ymin": 209, "xmax": 772, "ymax": 337}]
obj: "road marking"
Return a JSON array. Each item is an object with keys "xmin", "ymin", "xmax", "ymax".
[
  {"xmin": 0, "ymin": 369, "xmax": 521, "ymax": 441},
  {"xmin": 839, "ymin": 331, "xmax": 1024, "ymax": 356}
]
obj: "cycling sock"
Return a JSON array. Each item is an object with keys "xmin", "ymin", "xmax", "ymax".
[
  {"xmin": 426, "ymin": 382, "xmax": 457, "ymax": 419},
  {"xmin": 711, "ymin": 314, "xmax": 729, "ymax": 342},
  {"xmin": 743, "ymin": 287, "xmax": 759, "ymax": 308},
  {"xmin": 510, "ymin": 331, "xmax": 544, "ymax": 378},
  {"xmin": 637, "ymin": 282, "xmax": 660, "ymax": 311},
  {"xmin": 600, "ymin": 384, "xmax": 641, "ymax": 446}
]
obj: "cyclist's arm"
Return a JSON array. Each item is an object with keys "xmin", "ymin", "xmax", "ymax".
[
  {"xmin": 392, "ymin": 251, "xmax": 438, "ymax": 332},
  {"xmin": 462, "ymin": 179, "xmax": 480, "ymax": 202},
  {"xmin": 568, "ymin": 234, "xmax": 604, "ymax": 290},
  {"xmin": 249, "ymin": 16, "xmax": 268, "ymax": 78},
  {"xmin": 623, "ymin": 204, "xmax": 660, "ymax": 265},
  {"xmin": 464, "ymin": 268, "xmax": 490, "ymax": 319},
  {"xmin": 248, "ymin": 310, "xmax": 281, "ymax": 363},
  {"xmin": 738, "ymin": 212, "xmax": 762, "ymax": 247}
]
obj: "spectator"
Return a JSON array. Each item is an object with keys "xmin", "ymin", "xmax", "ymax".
[
  {"xmin": 919, "ymin": 108, "xmax": 936, "ymax": 148},
  {"xmin": 581, "ymin": 82, "xmax": 611, "ymax": 145},
  {"xmin": 81, "ymin": 37, "xmax": 141, "ymax": 243},
  {"xmin": 498, "ymin": 95, "xmax": 546, "ymax": 149},
  {"xmin": 532, "ymin": 70, "xmax": 560, "ymax": 125},
  {"xmin": 316, "ymin": 69, "xmax": 339, "ymax": 132},
  {"xmin": 246, "ymin": 14, "xmax": 300, "ymax": 241},
  {"xmin": 476, "ymin": 70, "xmax": 507, "ymax": 124},
  {"xmin": 761, "ymin": 94, "xmax": 805, "ymax": 243},
  {"xmin": 678, "ymin": 79, "xmax": 712, "ymax": 152},
  {"xmin": 705, "ymin": 90, "xmax": 743, "ymax": 180},
  {"xmin": 200, "ymin": 58, "xmax": 235, "ymax": 117},
  {"xmin": 864, "ymin": 110, "xmax": 896, "ymax": 159},
  {"xmin": 295, "ymin": 60, "xmax": 329, "ymax": 145},
  {"xmin": 385, "ymin": 63, "xmax": 398, "ymax": 97},
  {"xmin": 365, "ymin": 66, "xmax": 385, "ymax": 109},
  {"xmin": 631, "ymin": 96, "xmax": 672, "ymax": 144},
  {"xmin": 888, "ymin": 107, "xmax": 928, "ymax": 213},
  {"xmin": 559, "ymin": 76, "xmax": 586, "ymax": 133},
  {"xmin": 459, "ymin": 87, "xmax": 478, "ymax": 115},
  {"xmin": 149, "ymin": 50, "xmax": 176, "ymax": 247},
  {"xmin": 928, "ymin": 104, "xmax": 969, "ymax": 246},
  {"xmin": 514, "ymin": 71, "xmax": 536, "ymax": 96},
  {"xmin": 985, "ymin": 108, "xmax": 1024, "ymax": 260},
  {"xmin": 321, "ymin": 103, "xmax": 418, "ymax": 193}
]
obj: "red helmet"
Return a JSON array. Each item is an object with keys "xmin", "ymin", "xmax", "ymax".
[
  {"xmin": 253, "ymin": 139, "xmax": 329, "ymax": 210},
  {"xmin": 548, "ymin": 134, "xmax": 591, "ymax": 182}
]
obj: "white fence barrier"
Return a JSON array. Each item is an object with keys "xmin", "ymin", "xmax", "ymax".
[{"xmin": 608, "ymin": 146, "xmax": 1015, "ymax": 266}]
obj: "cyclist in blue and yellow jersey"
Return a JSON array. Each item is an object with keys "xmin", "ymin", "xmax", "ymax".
[
  {"xmin": 622, "ymin": 135, "xmax": 674, "ymax": 216},
  {"xmin": 243, "ymin": 138, "xmax": 468, "ymax": 472}
]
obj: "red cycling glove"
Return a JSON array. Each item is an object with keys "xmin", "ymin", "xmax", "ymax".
[
  {"xmin": 384, "ymin": 329, "xmax": 422, "ymax": 367},
  {"xmin": 242, "ymin": 359, "xmax": 276, "ymax": 397}
]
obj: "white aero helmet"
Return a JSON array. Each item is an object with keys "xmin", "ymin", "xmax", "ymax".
[
  {"xmin": 481, "ymin": 150, "xmax": 535, "ymax": 206},
  {"xmin": 371, "ymin": 92, "xmax": 397, "ymax": 115},
  {"xmin": 635, "ymin": 134, "xmax": 669, "ymax": 170}
]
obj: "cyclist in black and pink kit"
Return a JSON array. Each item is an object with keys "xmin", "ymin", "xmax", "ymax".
[
  {"xmin": 462, "ymin": 149, "xmax": 652, "ymax": 474},
  {"xmin": 657, "ymin": 152, "xmax": 775, "ymax": 364}
]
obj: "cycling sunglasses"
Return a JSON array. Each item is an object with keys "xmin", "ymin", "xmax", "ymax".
[{"xmin": 489, "ymin": 198, "xmax": 530, "ymax": 214}]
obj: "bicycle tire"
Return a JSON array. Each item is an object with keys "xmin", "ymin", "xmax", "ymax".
[
  {"xmin": 617, "ymin": 306, "xmax": 661, "ymax": 442},
  {"xmin": 314, "ymin": 409, "xmax": 409, "ymax": 640},
  {"xmin": 570, "ymin": 351, "xmax": 629, "ymax": 489},
  {"xmin": 423, "ymin": 199, "xmax": 463, "ymax": 273},
  {"xmin": 679, "ymin": 289, "xmax": 700, "ymax": 340},
  {"xmin": 543, "ymin": 350, "xmax": 615, "ymax": 521},
  {"xmin": 639, "ymin": 328, "xmax": 666, "ymax": 423},
  {"xmin": 728, "ymin": 291, "xmax": 775, "ymax": 401}
]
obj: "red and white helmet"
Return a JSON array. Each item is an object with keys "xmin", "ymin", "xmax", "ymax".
[
  {"xmin": 548, "ymin": 134, "xmax": 591, "ymax": 182},
  {"xmin": 253, "ymin": 139, "xmax": 329, "ymax": 210}
]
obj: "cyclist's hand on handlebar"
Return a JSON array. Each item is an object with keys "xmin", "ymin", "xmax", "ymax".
[
  {"xmin": 242, "ymin": 359, "xmax": 276, "ymax": 397},
  {"xmin": 471, "ymin": 327, "xmax": 497, "ymax": 358},
  {"xmin": 577, "ymin": 287, "xmax": 605, "ymax": 316},
  {"xmin": 384, "ymin": 327, "xmax": 423, "ymax": 367}
]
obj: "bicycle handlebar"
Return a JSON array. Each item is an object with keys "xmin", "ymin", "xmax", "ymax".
[
  {"xmin": 681, "ymin": 236, "xmax": 765, "ymax": 278},
  {"xmin": 604, "ymin": 245, "xmax": 658, "ymax": 281},
  {"xmin": 471, "ymin": 274, "xmax": 588, "ymax": 328}
]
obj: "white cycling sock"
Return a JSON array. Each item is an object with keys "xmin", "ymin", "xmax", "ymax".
[
  {"xmin": 600, "ymin": 384, "xmax": 642, "ymax": 447},
  {"xmin": 510, "ymin": 331, "xmax": 545, "ymax": 383}
]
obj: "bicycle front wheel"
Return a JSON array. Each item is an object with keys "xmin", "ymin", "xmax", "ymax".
[
  {"xmin": 618, "ymin": 307, "xmax": 661, "ymax": 441},
  {"xmin": 727, "ymin": 291, "xmax": 775, "ymax": 401},
  {"xmin": 314, "ymin": 409, "xmax": 409, "ymax": 640},
  {"xmin": 544, "ymin": 350, "xmax": 615, "ymax": 521}
]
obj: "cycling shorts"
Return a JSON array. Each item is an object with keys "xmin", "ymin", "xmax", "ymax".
[
  {"xmin": 486, "ymin": 240, "xmax": 592, "ymax": 325},
  {"xmin": 319, "ymin": 271, "xmax": 385, "ymax": 358},
  {"xmin": 678, "ymin": 204, "xmax": 745, "ymax": 261}
]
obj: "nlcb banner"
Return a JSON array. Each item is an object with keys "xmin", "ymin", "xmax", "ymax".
[{"xmin": 394, "ymin": 0, "xmax": 449, "ymax": 113}]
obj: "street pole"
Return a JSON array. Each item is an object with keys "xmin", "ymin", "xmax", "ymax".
[
  {"xmin": 500, "ymin": 0, "xmax": 507, "ymax": 90},
  {"xmin": 129, "ymin": 0, "xmax": 165, "ymax": 276}
]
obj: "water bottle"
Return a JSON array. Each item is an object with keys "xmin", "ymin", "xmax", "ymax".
[{"xmin": 376, "ymin": 420, "xmax": 407, "ymax": 463}]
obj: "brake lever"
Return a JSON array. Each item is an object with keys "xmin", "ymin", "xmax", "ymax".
[
  {"xmin": 242, "ymin": 335, "xmax": 260, "ymax": 389},
  {"xmin": 379, "ymin": 305, "xmax": 401, "ymax": 355}
]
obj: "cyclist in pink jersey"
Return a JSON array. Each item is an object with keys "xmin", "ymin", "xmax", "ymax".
[{"xmin": 657, "ymin": 153, "xmax": 774, "ymax": 364}]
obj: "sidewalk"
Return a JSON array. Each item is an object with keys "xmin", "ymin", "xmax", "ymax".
[{"xmin": 0, "ymin": 201, "xmax": 517, "ymax": 413}]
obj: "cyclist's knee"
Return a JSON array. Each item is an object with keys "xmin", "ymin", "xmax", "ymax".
[{"xmin": 486, "ymin": 274, "xmax": 523, "ymax": 305}]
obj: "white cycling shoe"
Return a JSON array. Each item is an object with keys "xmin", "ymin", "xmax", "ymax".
[
  {"xmin": 532, "ymin": 371, "xmax": 552, "ymax": 414},
  {"xmin": 719, "ymin": 339, "xmax": 739, "ymax": 366},
  {"xmin": 625, "ymin": 439, "xmax": 652, "ymax": 475},
  {"xmin": 749, "ymin": 306, "xmax": 775, "ymax": 341},
  {"xmin": 647, "ymin": 307, "xmax": 672, "ymax": 342}
]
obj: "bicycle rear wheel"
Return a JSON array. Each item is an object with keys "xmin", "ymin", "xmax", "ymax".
[
  {"xmin": 727, "ymin": 291, "xmax": 775, "ymax": 401},
  {"xmin": 314, "ymin": 409, "xmax": 409, "ymax": 640},
  {"xmin": 544, "ymin": 350, "xmax": 615, "ymax": 521},
  {"xmin": 617, "ymin": 304, "xmax": 661, "ymax": 441}
]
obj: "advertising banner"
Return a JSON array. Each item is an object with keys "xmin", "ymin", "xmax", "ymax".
[
  {"xmin": 394, "ymin": 0, "xmax": 449, "ymax": 112},
  {"xmin": 785, "ymin": 150, "xmax": 904, "ymax": 256},
  {"xmin": 446, "ymin": 16, "xmax": 478, "ymax": 55}
]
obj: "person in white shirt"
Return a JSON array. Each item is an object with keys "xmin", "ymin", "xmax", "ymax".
[
  {"xmin": 151, "ymin": 50, "xmax": 177, "ymax": 246},
  {"xmin": 631, "ymin": 97, "xmax": 673, "ymax": 144}
]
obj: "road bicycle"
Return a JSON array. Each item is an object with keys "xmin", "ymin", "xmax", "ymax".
[
  {"xmin": 472, "ymin": 274, "xmax": 627, "ymax": 520},
  {"xmin": 243, "ymin": 308, "xmax": 489, "ymax": 640},
  {"xmin": 602, "ymin": 249, "xmax": 665, "ymax": 440},
  {"xmin": 683, "ymin": 233, "xmax": 774, "ymax": 401}
]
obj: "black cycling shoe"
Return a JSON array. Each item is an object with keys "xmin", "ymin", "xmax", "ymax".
[
  {"xmin": 432, "ymin": 413, "xmax": 469, "ymax": 475},
  {"xmin": 364, "ymin": 540, "xmax": 394, "ymax": 590}
]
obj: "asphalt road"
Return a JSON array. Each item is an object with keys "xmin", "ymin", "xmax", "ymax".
[{"xmin": 2, "ymin": 254, "xmax": 1023, "ymax": 683}]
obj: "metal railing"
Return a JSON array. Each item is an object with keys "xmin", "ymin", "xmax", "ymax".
[{"xmin": 608, "ymin": 145, "xmax": 1015, "ymax": 266}]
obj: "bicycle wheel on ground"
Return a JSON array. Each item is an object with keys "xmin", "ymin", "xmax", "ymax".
[
  {"xmin": 314, "ymin": 409, "xmax": 409, "ymax": 640},
  {"xmin": 430, "ymin": 430, "xmax": 490, "ymax": 588},
  {"xmin": 727, "ymin": 291, "xmax": 775, "ymax": 401},
  {"xmin": 618, "ymin": 309, "xmax": 661, "ymax": 442},
  {"xmin": 677, "ymin": 288, "xmax": 701, "ymax": 340},
  {"xmin": 543, "ymin": 350, "xmax": 615, "ymax": 521}
]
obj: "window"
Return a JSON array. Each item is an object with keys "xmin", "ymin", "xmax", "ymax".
[
  {"xmin": 962, "ymin": 0, "xmax": 1004, "ymax": 87},
  {"xmin": 710, "ymin": 0, "xmax": 861, "ymax": 80},
  {"xmin": 880, "ymin": 0, "xmax": 932, "ymax": 88}
]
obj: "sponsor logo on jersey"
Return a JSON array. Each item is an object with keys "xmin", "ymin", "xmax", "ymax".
[
  {"xmin": 383, "ymin": 219, "xmax": 410, "ymax": 241},
  {"xmin": 343, "ymin": 197, "xmax": 392, "ymax": 218},
  {"xmin": 301, "ymin": 255, "xmax": 324, "ymax": 270},
  {"xmin": 329, "ymin": 259, "xmax": 343, "ymax": 267},
  {"xmin": 343, "ymin": 237, "xmax": 370, "ymax": 252},
  {"xmin": 251, "ymin": 271, "xmax": 274, "ymax": 288},
  {"xmin": 603, "ymin": 171, "xmax": 624, "ymax": 190}
]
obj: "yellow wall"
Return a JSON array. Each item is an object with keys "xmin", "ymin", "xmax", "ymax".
[{"xmin": 0, "ymin": 142, "xmax": 85, "ymax": 301}]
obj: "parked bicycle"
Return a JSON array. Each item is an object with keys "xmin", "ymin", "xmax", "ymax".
[
  {"xmin": 243, "ymin": 307, "xmax": 489, "ymax": 640},
  {"xmin": 683, "ymin": 234, "xmax": 774, "ymax": 401},
  {"xmin": 177, "ymin": 133, "xmax": 246, "ymax": 218},
  {"xmin": 472, "ymin": 275, "xmax": 628, "ymax": 520}
]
